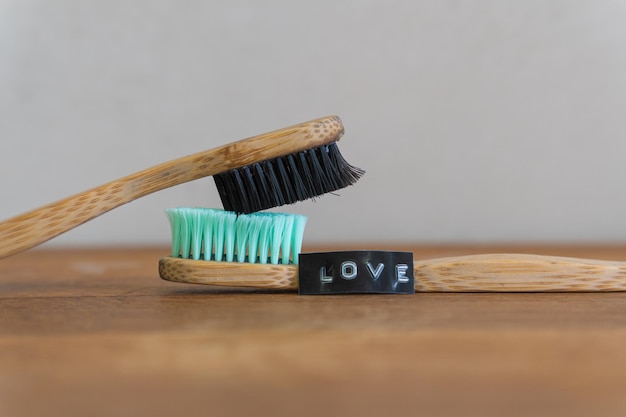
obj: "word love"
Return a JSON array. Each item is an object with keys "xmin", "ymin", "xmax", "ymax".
[
  {"xmin": 298, "ymin": 251, "xmax": 415, "ymax": 295},
  {"xmin": 319, "ymin": 261, "xmax": 410, "ymax": 283}
]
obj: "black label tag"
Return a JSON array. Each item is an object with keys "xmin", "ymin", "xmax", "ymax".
[{"xmin": 298, "ymin": 251, "xmax": 415, "ymax": 295}]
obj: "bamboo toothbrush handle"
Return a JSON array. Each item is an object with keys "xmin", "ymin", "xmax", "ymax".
[
  {"xmin": 0, "ymin": 116, "xmax": 344, "ymax": 259},
  {"xmin": 414, "ymin": 253, "xmax": 626, "ymax": 292}
]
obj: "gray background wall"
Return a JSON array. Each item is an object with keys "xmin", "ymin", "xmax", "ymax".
[{"xmin": 2, "ymin": 1, "xmax": 626, "ymax": 247}]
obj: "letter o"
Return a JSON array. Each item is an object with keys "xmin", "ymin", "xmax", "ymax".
[{"xmin": 341, "ymin": 261, "xmax": 358, "ymax": 280}]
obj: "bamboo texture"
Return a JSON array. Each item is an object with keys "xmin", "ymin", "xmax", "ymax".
[
  {"xmin": 0, "ymin": 116, "xmax": 344, "ymax": 259},
  {"xmin": 159, "ymin": 253, "xmax": 626, "ymax": 292}
]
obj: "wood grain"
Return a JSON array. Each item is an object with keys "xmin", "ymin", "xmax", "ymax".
[
  {"xmin": 159, "ymin": 253, "xmax": 626, "ymax": 292},
  {"xmin": 0, "ymin": 116, "xmax": 343, "ymax": 259},
  {"xmin": 159, "ymin": 256, "xmax": 297, "ymax": 288},
  {"xmin": 415, "ymin": 253, "xmax": 626, "ymax": 291},
  {"xmin": 3, "ymin": 245, "xmax": 626, "ymax": 417}
]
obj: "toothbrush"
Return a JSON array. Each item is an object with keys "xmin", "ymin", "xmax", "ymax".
[
  {"xmin": 161, "ymin": 252, "xmax": 626, "ymax": 292},
  {"xmin": 160, "ymin": 207, "xmax": 307, "ymax": 289},
  {"xmin": 158, "ymin": 207, "xmax": 626, "ymax": 292},
  {"xmin": 0, "ymin": 116, "xmax": 363, "ymax": 259}
]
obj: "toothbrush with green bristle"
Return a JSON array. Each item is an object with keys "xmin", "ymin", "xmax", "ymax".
[
  {"xmin": 159, "ymin": 208, "xmax": 307, "ymax": 288},
  {"xmin": 159, "ymin": 208, "xmax": 626, "ymax": 292}
]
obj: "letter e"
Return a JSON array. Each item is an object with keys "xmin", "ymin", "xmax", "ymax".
[{"xmin": 396, "ymin": 264, "xmax": 410, "ymax": 283}]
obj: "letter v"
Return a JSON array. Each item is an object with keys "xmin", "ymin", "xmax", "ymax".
[{"xmin": 366, "ymin": 262, "xmax": 385, "ymax": 280}]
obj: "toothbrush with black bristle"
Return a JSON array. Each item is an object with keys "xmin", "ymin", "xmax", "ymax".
[{"xmin": 0, "ymin": 116, "xmax": 364, "ymax": 259}]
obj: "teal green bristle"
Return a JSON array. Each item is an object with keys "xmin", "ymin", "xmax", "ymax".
[
  {"xmin": 190, "ymin": 209, "xmax": 204, "ymax": 261},
  {"xmin": 165, "ymin": 208, "xmax": 308, "ymax": 265}
]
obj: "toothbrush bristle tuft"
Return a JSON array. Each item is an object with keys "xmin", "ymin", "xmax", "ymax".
[
  {"xmin": 165, "ymin": 208, "xmax": 307, "ymax": 265},
  {"xmin": 213, "ymin": 142, "xmax": 364, "ymax": 214}
]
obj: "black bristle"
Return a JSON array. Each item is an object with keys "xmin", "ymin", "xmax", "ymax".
[
  {"xmin": 241, "ymin": 166, "xmax": 261, "ymax": 213},
  {"xmin": 275, "ymin": 157, "xmax": 296, "ymax": 204},
  {"xmin": 214, "ymin": 142, "xmax": 364, "ymax": 214},
  {"xmin": 320, "ymin": 144, "xmax": 341, "ymax": 190},
  {"xmin": 298, "ymin": 151, "xmax": 318, "ymax": 195},
  {"xmin": 253, "ymin": 163, "xmax": 273, "ymax": 209},
  {"xmin": 261, "ymin": 160, "xmax": 285, "ymax": 207},
  {"xmin": 307, "ymin": 148, "xmax": 331, "ymax": 194},
  {"xmin": 286, "ymin": 154, "xmax": 307, "ymax": 202}
]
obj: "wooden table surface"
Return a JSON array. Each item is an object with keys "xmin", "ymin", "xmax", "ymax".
[{"xmin": 3, "ymin": 244, "xmax": 626, "ymax": 417}]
